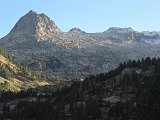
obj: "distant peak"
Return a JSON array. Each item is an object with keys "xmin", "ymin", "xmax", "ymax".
[
  {"xmin": 104, "ymin": 27, "xmax": 134, "ymax": 33},
  {"xmin": 69, "ymin": 28, "xmax": 86, "ymax": 34}
]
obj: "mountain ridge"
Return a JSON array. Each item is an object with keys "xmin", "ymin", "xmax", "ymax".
[{"xmin": 1, "ymin": 10, "xmax": 160, "ymax": 77}]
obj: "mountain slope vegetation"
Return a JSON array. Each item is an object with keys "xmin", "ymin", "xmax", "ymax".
[
  {"xmin": 0, "ymin": 49, "xmax": 49, "ymax": 92},
  {"xmin": 1, "ymin": 57, "xmax": 160, "ymax": 119}
]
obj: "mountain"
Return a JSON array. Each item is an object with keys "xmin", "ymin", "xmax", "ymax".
[
  {"xmin": 1, "ymin": 10, "xmax": 160, "ymax": 78},
  {"xmin": 0, "ymin": 49, "xmax": 49, "ymax": 92}
]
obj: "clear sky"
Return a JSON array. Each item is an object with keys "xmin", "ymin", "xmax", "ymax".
[{"xmin": 1, "ymin": 0, "xmax": 160, "ymax": 38}]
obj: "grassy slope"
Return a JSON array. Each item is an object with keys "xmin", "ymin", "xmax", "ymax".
[{"xmin": 0, "ymin": 54, "xmax": 49, "ymax": 92}]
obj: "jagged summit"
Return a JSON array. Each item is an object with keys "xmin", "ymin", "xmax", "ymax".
[
  {"xmin": 69, "ymin": 28, "xmax": 86, "ymax": 34},
  {"xmin": 28, "ymin": 10, "xmax": 38, "ymax": 14},
  {"xmin": 8, "ymin": 10, "xmax": 61, "ymax": 39}
]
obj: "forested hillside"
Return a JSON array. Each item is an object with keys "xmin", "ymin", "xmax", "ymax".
[{"xmin": 1, "ymin": 57, "xmax": 160, "ymax": 120}]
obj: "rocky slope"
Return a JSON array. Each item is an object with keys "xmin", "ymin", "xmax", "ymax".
[{"xmin": 1, "ymin": 10, "xmax": 160, "ymax": 78}]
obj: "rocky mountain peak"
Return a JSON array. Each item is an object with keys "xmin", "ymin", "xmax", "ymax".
[
  {"xmin": 28, "ymin": 10, "xmax": 37, "ymax": 14},
  {"xmin": 69, "ymin": 28, "xmax": 86, "ymax": 34},
  {"xmin": 104, "ymin": 27, "xmax": 135, "ymax": 33},
  {"xmin": 8, "ymin": 10, "xmax": 61, "ymax": 39},
  {"xmin": 102, "ymin": 27, "xmax": 139, "ymax": 42}
]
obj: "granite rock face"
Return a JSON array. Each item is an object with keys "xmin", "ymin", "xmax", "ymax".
[
  {"xmin": 1, "ymin": 11, "xmax": 160, "ymax": 78},
  {"xmin": 5, "ymin": 10, "xmax": 60, "ymax": 41}
]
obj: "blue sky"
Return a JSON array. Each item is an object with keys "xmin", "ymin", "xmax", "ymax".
[{"xmin": 1, "ymin": 0, "xmax": 160, "ymax": 37}]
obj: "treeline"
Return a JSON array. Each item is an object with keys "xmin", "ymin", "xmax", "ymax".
[
  {"xmin": 104, "ymin": 57, "xmax": 159, "ymax": 79},
  {"xmin": 1, "ymin": 57, "xmax": 160, "ymax": 120}
]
